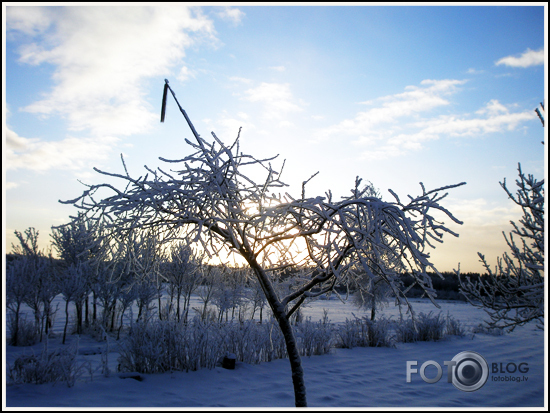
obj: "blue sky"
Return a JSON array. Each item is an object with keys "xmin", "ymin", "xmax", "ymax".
[{"xmin": 4, "ymin": 5, "xmax": 546, "ymax": 273}]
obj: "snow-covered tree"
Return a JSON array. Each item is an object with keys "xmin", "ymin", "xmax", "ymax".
[
  {"xmin": 458, "ymin": 163, "xmax": 544, "ymax": 331},
  {"xmin": 51, "ymin": 213, "xmax": 105, "ymax": 326},
  {"xmin": 166, "ymin": 242, "xmax": 200, "ymax": 323},
  {"xmin": 59, "ymin": 262, "xmax": 90, "ymax": 344},
  {"xmin": 195, "ymin": 265, "xmax": 222, "ymax": 321},
  {"xmin": 115, "ymin": 228, "xmax": 165, "ymax": 324},
  {"xmin": 8, "ymin": 228, "xmax": 59, "ymax": 343},
  {"xmin": 6, "ymin": 257, "xmax": 38, "ymax": 346},
  {"xmin": 62, "ymin": 80, "xmax": 465, "ymax": 407},
  {"xmin": 348, "ymin": 181, "xmax": 403, "ymax": 321}
]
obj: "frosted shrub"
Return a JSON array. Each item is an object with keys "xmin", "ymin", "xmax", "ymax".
[
  {"xmin": 396, "ymin": 312, "xmax": 446, "ymax": 343},
  {"xmin": 8, "ymin": 339, "xmax": 89, "ymax": 387},
  {"xmin": 445, "ymin": 312, "xmax": 466, "ymax": 337},
  {"xmin": 365, "ymin": 317, "xmax": 394, "ymax": 348},
  {"xmin": 264, "ymin": 319, "xmax": 287, "ymax": 361},
  {"xmin": 218, "ymin": 320, "xmax": 268, "ymax": 364},
  {"xmin": 118, "ymin": 320, "xmax": 191, "ymax": 374},
  {"xmin": 295, "ymin": 313, "xmax": 333, "ymax": 356},
  {"xmin": 335, "ymin": 315, "xmax": 393, "ymax": 348},
  {"xmin": 118, "ymin": 316, "xmax": 334, "ymax": 374},
  {"xmin": 182, "ymin": 318, "xmax": 220, "ymax": 371}
]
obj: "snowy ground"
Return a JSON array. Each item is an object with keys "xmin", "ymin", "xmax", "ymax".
[{"xmin": 4, "ymin": 295, "xmax": 547, "ymax": 408}]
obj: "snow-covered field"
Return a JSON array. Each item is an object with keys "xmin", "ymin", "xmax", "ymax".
[{"xmin": 4, "ymin": 295, "xmax": 546, "ymax": 408}]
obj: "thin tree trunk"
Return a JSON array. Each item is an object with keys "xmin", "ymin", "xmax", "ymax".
[
  {"xmin": 93, "ymin": 291, "xmax": 97, "ymax": 323},
  {"xmin": 110, "ymin": 301, "xmax": 117, "ymax": 331},
  {"xmin": 85, "ymin": 296, "xmax": 89, "ymax": 327},
  {"xmin": 11, "ymin": 302, "xmax": 21, "ymax": 346},
  {"xmin": 260, "ymin": 307, "xmax": 263, "ymax": 324},
  {"xmin": 176, "ymin": 289, "xmax": 181, "ymax": 322},
  {"xmin": 75, "ymin": 301, "xmax": 83, "ymax": 334},
  {"xmin": 275, "ymin": 310, "xmax": 307, "ymax": 407},
  {"xmin": 63, "ymin": 300, "xmax": 70, "ymax": 344},
  {"xmin": 158, "ymin": 291, "xmax": 163, "ymax": 321},
  {"xmin": 248, "ymin": 258, "xmax": 307, "ymax": 407}
]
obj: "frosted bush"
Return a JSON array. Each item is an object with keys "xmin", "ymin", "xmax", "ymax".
[
  {"xmin": 445, "ymin": 312, "xmax": 466, "ymax": 337},
  {"xmin": 117, "ymin": 314, "xmax": 339, "ymax": 375},
  {"xmin": 335, "ymin": 315, "xmax": 394, "ymax": 348},
  {"xmin": 295, "ymin": 314, "xmax": 333, "ymax": 356},
  {"xmin": 8, "ymin": 339, "xmax": 89, "ymax": 387},
  {"xmin": 118, "ymin": 320, "xmax": 193, "ymax": 374},
  {"xmin": 395, "ymin": 311, "xmax": 446, "ymax": 343}
]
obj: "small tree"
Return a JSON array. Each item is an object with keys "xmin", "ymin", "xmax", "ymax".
[
  {"xmin": 59, "ymin": 263, "xmax": 89, "ymax": 344},
  {"xmin": 458, "ymin": 163, "xmax": 544, "ymax": 331},
  {"xmin": 8, "ymin": 228, "xmax": 58, "ymax": 343},
  {"xmin": 52, "ymin": 213, "xmax": 105, "ymax": 327},
  {"xmin": 166, "ymin": 242, "xmax": 200, "ymax": 323},
  {"xmin": 6, "ymin": 257, "xmax": 37, "ymax": 346},
  {"xmin": 62, "ymin": 80, "xmax": 465, "ymax": 407},
  {"xmin": 352, "ymin": 273, "xmax": 393, "ymax": 321},
  {"xmin": 349, "ymin": 181, "xmax": 403, "ymax": 321}
]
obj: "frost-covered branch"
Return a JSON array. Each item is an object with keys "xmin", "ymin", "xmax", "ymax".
[{"xmin": 457, "ymin": 164, "xmax": 544, "ymax": 331}]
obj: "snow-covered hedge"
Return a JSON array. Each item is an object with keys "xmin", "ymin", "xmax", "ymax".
[{"xmin": 117, "ymin": 315, "xmax": 338, "ymax": 374}]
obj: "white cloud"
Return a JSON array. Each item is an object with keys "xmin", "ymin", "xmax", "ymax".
[
  {"xmin": 6, "ymin": 6, "xmax": 54, "ymax": 36},
  {"xmin": 466, "ymin": 68, "xmax": 484, "ymax": 75},
  {"xmin": 318, "ymin": 79, "xmax": 466, "ymax": 143},
  {"xmin": 229, "ymin": 76, "xmax": 253, "ymax": 84},
  {"xmin": 177, "ymin": 66, "xmax": 195, "ymax": 82},
  {"xmin": 475, "ymin": 99, "xmax": 508, "ymax": 116},
  {"xmin": 269, "ymin": 66, "xmax": 286, "ymax": 72},
  {"xmin": 5, "ymin": 182, "xmax": 19, "ymax": 190},
  {"xmin": 5, "ymin": 125, "xmax": 119, "ymax": 172},
  {"xmin": 317, "ymin": 80, "xmax": 535, "ymax": 161},
  {"xmin": 216, "ymin": 6, "xmax": 245, "ymax": 26},
  {"xmin": 242, "ymin": 82, "xmax": 304, "ymax": 120},
  {"xmin": 8, "ymin": 6, "xmax": 216, "ymax": 139},
  {"xmin": 495, "ymin": 48, "xmax": 544, "ymax": 68}
]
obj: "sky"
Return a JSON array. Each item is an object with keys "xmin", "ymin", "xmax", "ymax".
[{"xmin": 3, "ymin": 4, "xmax": 547, "ymax": 274}]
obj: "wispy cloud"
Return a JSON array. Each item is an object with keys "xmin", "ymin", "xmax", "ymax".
[
  {"xmin": 495, "ymin": 47, "xmax": 544, "ymax": 68},
  {"xmin": 6, "ymin": 5, "xmax": 216, "ymax": 171},
  {"xmin": 177, "ymin": 65, "xmax": 196, "ymax": 82},
  {"xmin": 466, "ymin": 68, "xmax": 484, "ymax": 75},
  {"xmin": 316, "ymin": 80, "xmax": 535, "ymax": 160},
  {"xmin": 229, "ymin": 76, "xmax": 253, "ymax": 84},
  {"xmin": 5, "ymin": 125, "xmax": 119, "ymax": 172},
  {"xmin": 316, "ymin": 79, "xmax": 465, "ymax": 144},
  {"xmin": 215, "ymin": 6, "xmax": 245, "ymax": 26},
  {"xmin": 242, "ymin": 82, "xmax": 304, "ymax": 120},
  {"xmin": 269, "ymin": 66, "xmax": 286, "ymax": 72}
]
